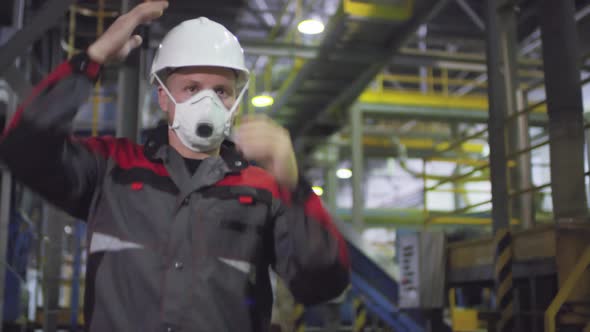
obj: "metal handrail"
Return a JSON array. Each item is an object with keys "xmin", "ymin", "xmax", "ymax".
[
  {"xmin": 425, "ymin": 164, "xmax": 489, "ymax": 192},
  {"xmin": 505, "ymin": 99, "xmax": 546, "ymax": 123},
  {"xmin": 509, "ymin": 182, "xmax": 551, "ymax": 198},
  {"xmin": 507, "ymin": 75, "xmax": 590, "ymax": 123},
  {"xmin": 506, "ymin": 139, "xmax": 550, "ymax": 160},
  {"xmin": 425, "ymin": 199, "xmax": 493, "ymax": 224},
  {"xmin": 545, "ymin": 245, "xmax": 590, "ymax": 332},
  {"xmin": 426, "ymin": 127, "xmax": 488, "ymax": 159},
  {"xmin": 418, "ymin": 56, "xmax": 590, "ymax": 227}
]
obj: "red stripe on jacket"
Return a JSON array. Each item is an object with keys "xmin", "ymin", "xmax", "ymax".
[
  {"xmin": 4, "ymin": 61, "xmax": 73, "ymax": 134},
  {"xmin": 77, "ymin": 136, "xmax": 170, "ymax": 177}
]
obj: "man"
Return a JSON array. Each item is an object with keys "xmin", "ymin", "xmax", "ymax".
[{"xmin": 0, "ymin": 2, "xmax": 350, "ymax": 332}]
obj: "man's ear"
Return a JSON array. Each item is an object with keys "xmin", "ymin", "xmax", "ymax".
[{"xmin": 157, "ymin": 86, "xmax": 169, "ymax": 113}]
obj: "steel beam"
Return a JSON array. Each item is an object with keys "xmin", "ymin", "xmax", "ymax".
[
  {"xmin": 0, "ymin": 0, "xmax": 75, "ymax": 75},
  {"xmin": 539, "ymin": 0, "xmax": 589, "ymax": 222},
  {"xmin": 357, "ymin": 102, "xmax": 548, "ymax": 127},
  {"xmin": 350, "ymin": 103, "xmax": 363, "ymax": 230},
  {"xmin": 241, "ymin": 39, "xmax": 543, "ymax": 70},
  {"xmin": 455, "ymin": 0, "xmax": 485, "ymax": 31}
]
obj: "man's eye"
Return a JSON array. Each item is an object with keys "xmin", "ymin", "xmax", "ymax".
[
  {"xmin": 215, "ymin": 88, "xmax": 227, "ymax": 97},
  {"xmin": 185, "ymin": 86, "xmax": 197, "ymax": 93}
]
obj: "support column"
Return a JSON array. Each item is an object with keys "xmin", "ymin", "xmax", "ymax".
[
  {"xmin": 42, "ymin": 206, "xmax": 67, "ymax": 332},
  {"xmin": 325, "ymin": 144, "xmax": 339, "ymax": 212},
  {"xmin": 515, "ymin": 90, "xmax": 534, "ymax": 228},
  {"xmin": 484, "ymin": 1, "xmax": 517, "ymax": 331},
  {"xmin": 116, "ymin": 0, "xmax": 141, "ymax": 142},
  {"xmin": 539, "ymin": 0, "xmax": 588, "ymax": 222},
  {"xmin": 351, "ymin": 103, "xmax": 364, "ymax": 230},
  {"xmin": 0, "ymin": 81, "xmax": 16, "ymax": 332},
  {"xmin": 0, "ymin": 3, "xmax": 25, "ymax": 328},
  {"xmin": 450, "ymin": 123, "xmax": 462, "ymax": 210}
]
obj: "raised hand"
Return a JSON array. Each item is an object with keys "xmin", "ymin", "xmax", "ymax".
[
  {"xmin": 234, "ymin": 115, "xmax": 299, "ymax": 190},
  {"xmin": 87, "ymin": 1, "xmax": 169, "ymax": 64}
]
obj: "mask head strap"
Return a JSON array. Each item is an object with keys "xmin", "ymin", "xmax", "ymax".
[
  {"xmin": 153, "ymin": 73, "xmax": 179, "ymax": 105},
  {"xmin": 228, "ymin": 79, "xmax": 249, "ymax": 116},
  {"xmin": 154, "ymin": 72, "xmax": 249, "ymax": 116}
]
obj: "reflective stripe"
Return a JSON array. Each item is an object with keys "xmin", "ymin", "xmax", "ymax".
[
  {"xmin": 218, "ymin": 257, "xmax": 252, "ymax": 274},
  {"xmin": 89, "ymin": 232, "xmax": 143, "ymax": 253}
]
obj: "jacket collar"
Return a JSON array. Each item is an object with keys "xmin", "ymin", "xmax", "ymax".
[{"xmin": 143, "ymin": 123, "xmax": 249, "ymax": 173}]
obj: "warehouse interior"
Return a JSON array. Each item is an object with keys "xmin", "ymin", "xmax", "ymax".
[{"xmin": 1, "ymin": 0, "xmax": 590, "ymax": 331}]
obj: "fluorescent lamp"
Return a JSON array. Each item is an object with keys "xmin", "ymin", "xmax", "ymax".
[
  {"xmin": 336, "ymin": 168, "xmax": 352, "ymax": 179},
  {"xmin": 297, "ymin": 19, "xmax": 325, "ymax": 35},
  {"xmin": 251, "ymin": 94, "xmax": 274, "ymax": 107},
  {"xmin": 312, "ymin": 186, "xmax": 324, "ymax": 196}
]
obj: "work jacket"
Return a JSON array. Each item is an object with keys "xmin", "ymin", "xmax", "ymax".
[{"xmin": 0, "ymin": 55, "xmax": 350, "ymax": 332}]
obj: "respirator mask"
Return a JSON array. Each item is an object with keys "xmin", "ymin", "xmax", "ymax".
[{"xmin": 154, "ymin": 74, "xmax": 248, "ymax": 152}]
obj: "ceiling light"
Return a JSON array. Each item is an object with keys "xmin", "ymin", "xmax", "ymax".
[
  {"xmin": 312, "ymin": 186, "xmax": 324, "ymax": 196},
  {"xmin": 251, "ymin": 94, "xmax": 274, "ymax": 108},
  {"xmin": 297, "ymin": 19, "xmax": 325, "ymax": 35},
  {"xmin": 336, "ymin": 168, "xmax": 352, "ymax": 179}
]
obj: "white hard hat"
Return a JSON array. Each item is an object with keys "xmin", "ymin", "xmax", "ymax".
[{"xmin": 150, "ymin": 17, "xmax": 249, "ymax": 89}]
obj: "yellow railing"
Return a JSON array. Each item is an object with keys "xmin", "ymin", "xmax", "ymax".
[
  {"xmin": 417, "ymin": 67, "xmax": 590, "ymax": 227},
  {"xmin": 544, "ymin": 245, "xmax": 590, "ymax": 332},
  {"xmin": 66, "ymin": 2, "xmax": 109, "ymax": 136}
]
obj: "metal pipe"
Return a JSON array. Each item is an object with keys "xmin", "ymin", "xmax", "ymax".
[
  {"xmin": 539, "ymin": 0, "xmax": 589, "ymax": 221},
  {"xmin": 351, "ymin": 103, "xmax": 363, "ymax": 230}
]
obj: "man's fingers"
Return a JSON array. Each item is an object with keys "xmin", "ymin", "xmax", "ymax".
[
  {"xmin": 132, "ymin": 1, "xmax": 168, "ymax": 24},
  {"xmin": 128, "ymin": 35, "xmax": 143, "ymax": 50}
]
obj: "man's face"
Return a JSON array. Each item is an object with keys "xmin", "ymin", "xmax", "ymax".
[{"xmin": 157, "ymin": 66, "xmax": 237, "ymax": 124}]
